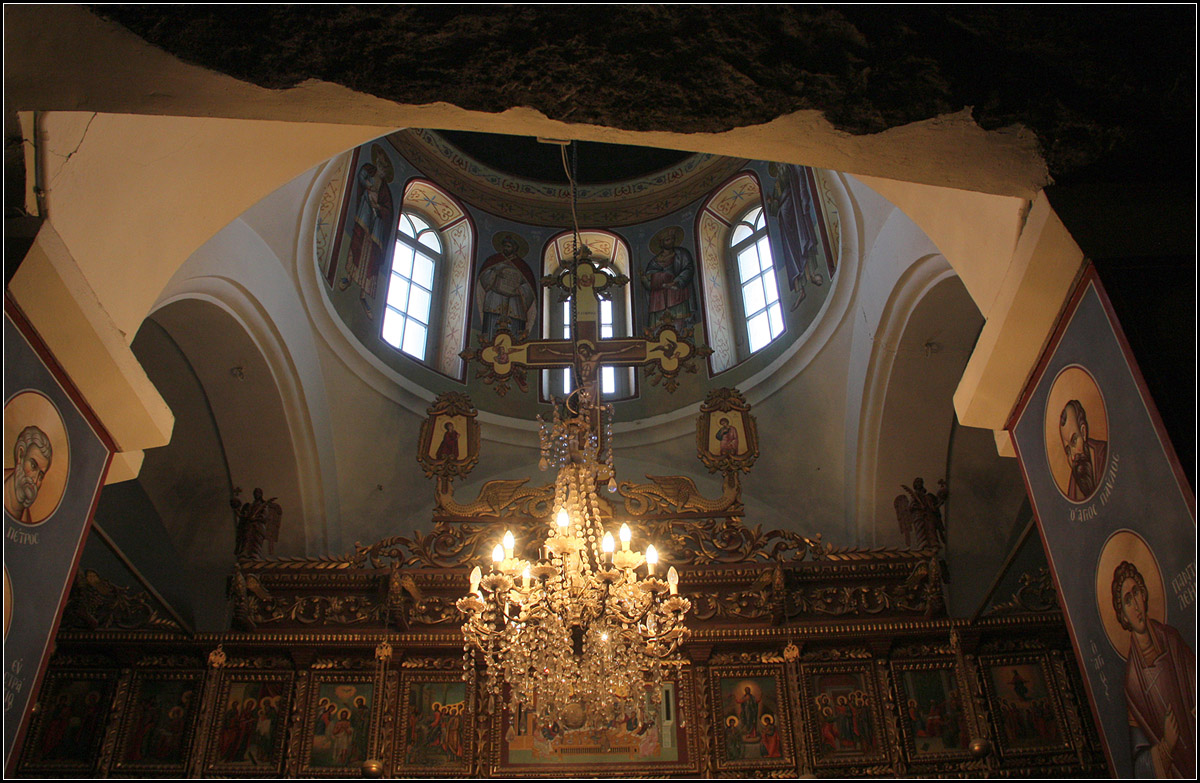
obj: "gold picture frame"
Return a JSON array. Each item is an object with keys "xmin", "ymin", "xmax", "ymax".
[
  {"xmin": 696, "ymin": 387, "xmax": 759, "ymax": 474},
  {"xmin": 709, "ymin": 663, "xmax": 796, "ymax": 773}
]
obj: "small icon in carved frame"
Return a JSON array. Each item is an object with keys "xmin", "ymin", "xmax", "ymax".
[
  {"xmin": 696, "ymin": 387, "xmax": 758, "ymax": 474},
  {"xmin": 417, "ymin": 392, "xmax": 480, "ymax": 481}
]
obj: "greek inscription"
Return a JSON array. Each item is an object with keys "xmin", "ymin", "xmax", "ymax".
[
  {"xmin": 1069, "ymin": 504, "xmax": 1099, "ymax": 523},
  {"xmin": 5, "ymin": 526, "xmax": 38, "ymax": 545},
  {"xmin": 1171, "ymin": 561, "xmax": 1196, "ymax": 611},
  {"xmin": 3, "ymin": 658, "xmax": 25, "ymax": 712},
  {"xmin": 1088, "ymin": 639, "xmax": 1110, "ymax": 699},
  {"xmin": 1098, "ymin": 451, "xmax": 1120, "ymax": 506}
]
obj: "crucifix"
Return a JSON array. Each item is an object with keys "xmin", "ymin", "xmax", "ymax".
[{"xmin": 460, "ymin": 241, "xmax": 710, "ymax": 412}]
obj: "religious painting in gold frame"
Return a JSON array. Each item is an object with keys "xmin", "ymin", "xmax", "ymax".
[
  {"xmin": 493, "ymin": 677, "xmax": 699, "ymax": 777},
  {"xmin": 17, "ymin": 668, "xmax": 115, "ymax": 776},
  {"xmin": 393, "ymin": 670, "xmax": 473, "ymax": 777},
  {"xmin": 696, "ymin": 387, "xmax": 758, "ymax": 474},
  {"xmin": 891, "ymin": 659, "xmax": 973, "ymax": 762},
  {"xmin": 297, "ymin": 672, "xmax": 379, "ymax": 777},
  {"xmin": 709, "ymin": 664, "xmax": 795, "ymax": 773},
  {"xmin": 202, "ymin": 670, "xmax": 293, "ymax": 776},
  {"xmin": 800, "ymin": 661, "xmax": 889, "ymax": 770},
  {"xmin": 109, "ymin": 670, "xmax": 203, "ymax": 777},
  {"xmin": 980, "ymin": 653, "xmax": 1072, "ymax": 759},
  {"xmin": 416, "ymin": 392, "xmax": 480, "ymax": 480}
]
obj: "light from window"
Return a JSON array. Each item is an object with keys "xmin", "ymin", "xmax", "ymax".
[
  {"xmin": 732, "ymin": 207, "xmax": 784, "ymax": 354},
  {"xmin": 383, "ymin": 212, "xmax": 440, "ymax": 360},
  {"xmin": 558, "ymin": 296, "xmax": 617, "ymax": 396}
]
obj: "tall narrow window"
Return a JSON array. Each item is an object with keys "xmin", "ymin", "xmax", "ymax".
[
  {"xmin": 541, "ymin": 231, "xmax": 634, "ymax": 401},
  {"xmin": 731, "ymin": 206, "xmax": 784, "ymax": 354},
  {"xmin": 382, "ymin": 211, "xmax": 440, "ymax": 360}
]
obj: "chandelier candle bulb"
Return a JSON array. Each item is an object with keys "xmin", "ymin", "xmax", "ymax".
[
  {"xmin": 502, "ymin": 530, "xmax": 515, "ymax": 558},
  {"xmin": 620, "ymin": 523, "xmax": 631, "ymax": 551},
  {"xmin": 646, "ymin": 545, "xmax": 658, "ymax": 575},
  {"xmin": 668, "ymin": 566, "xmax": 679, "ymax": 595}
]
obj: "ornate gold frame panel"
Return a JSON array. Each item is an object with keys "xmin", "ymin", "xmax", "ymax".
[
  {"xmin": 17, "ymin": 667, "xmax": 117, "ymax": 776},
  {"xmin": 492, "ymin": 675, "xmax": 700, "ymax": 778},
  {"xmin": 416, "ymin": 392, "xmax": 481, "ymax": 480},
  {"xmin": 202, "ymin": 669, "xmax": 295, "ymax": 777},
  {"xmin": 109, "ymin": 669, "xmax": 204, "ymax": 777},
  {"xmin": 696, "ymin": 387, "xmax": 759, "ymax": 474},
  {"xmin": 393, "ymin": 668, "xmax": 475, "ymax": 777},
  {"xmin": 708, "ymin": 663, "xmax": 796, "ymax": 773},
  {"xmin": 800, "ymin": 661, "xmax": 890, "ymax": 771},
  {"xmin": 297, "ymin": 670, "xmax": 382, "ymax": 778},
  {"xmin": 979, "ymin": 652, "xmax": 1073, "ymax": 760},
  {"xmin": 891, "ymin": 659, "xmax": 973, "ymax": 764}
]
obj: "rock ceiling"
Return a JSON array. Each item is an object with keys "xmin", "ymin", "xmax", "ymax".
[{"xmin": 93, "ymin": 6, "xmax": 1194, "ymax": 187}]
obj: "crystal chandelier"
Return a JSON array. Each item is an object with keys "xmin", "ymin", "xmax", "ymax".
[{"xmin": 456, "ymin": 386, "xmax": 691, "ymax": 730}]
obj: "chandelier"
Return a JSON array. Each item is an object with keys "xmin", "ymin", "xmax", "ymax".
[
  {"xmin": 457, "ymin": 139, "xmax": 690, "ymax": 732},
  {"xmin": 456, "ymin": 375, "xmax": 690, "ymax": 732}
]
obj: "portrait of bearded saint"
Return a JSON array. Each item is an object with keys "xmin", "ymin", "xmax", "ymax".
[
  {"xmin": 1111, "ymin": 560, "xmax": 1195, "ymax": 778},
  {"xmin": 341, "ymin": 144, "xmax": 395, "ymax": 318},
  {"xmin": 1058, "ymin": 399, "xmax": 1108, "ymax": 502},
  {"xmin": 641, "ymin": 226, "xmax": 697, "ymax": 330},
  {"xmin": 3, "ymin": 425, "xmax": 53, "ymax": 524},
  {"xmin": 477, "ymin": 231, "xmax": 537, "ymax": 341}
]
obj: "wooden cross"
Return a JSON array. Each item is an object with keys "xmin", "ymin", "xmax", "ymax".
[{"xmin": 460, "ymin": 244, "xmax": 710, "ymax": 399}]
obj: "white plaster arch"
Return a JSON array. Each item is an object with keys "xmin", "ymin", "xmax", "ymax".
[
  {"xmin": 850, "ymin": 253, "xmax": 958, "ymax": 545},
  {"xmin": 152, "ymin": 217, "xmax": 343, "ymax": 554}
]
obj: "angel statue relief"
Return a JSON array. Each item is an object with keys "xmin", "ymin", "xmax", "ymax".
[
  {"xmin": 231, "ymin": 487, "xmax": 283, "ymax": 559},
  {"xmin": 894, "ymin": 477, "xmax": 948, "ymax": 551}
]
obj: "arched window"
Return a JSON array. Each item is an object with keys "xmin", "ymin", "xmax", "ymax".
[
  {"xmin": 377, "ymin": 180, "xmax": 473, "ymax": 379},
  {"xmin": 697, "ymin": 171, "xmax": 766, "ymax": 372},
  {"xmin": 541, "ymin": 231, "xmax": 635, "ymax": 400},
  {"xmin": 382, "ymin": 211, "xmax": 439, "ymax": 360},
  {"xmin": 730, "ymin": 206, "xmax": 784, "ymax": 354}
]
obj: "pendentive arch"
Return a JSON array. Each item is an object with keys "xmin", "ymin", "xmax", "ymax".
[{"xmin": 153, "ymin": 216, "xmax": 342, "ymax": 556}]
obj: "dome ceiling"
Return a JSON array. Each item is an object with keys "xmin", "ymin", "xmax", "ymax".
[
  {"xmin": 390, "ymin": 129, "xmax": 747, "ymax": 227},
  {"xmin": 436, "ymin": 130, "xmax": 694, "ymax": 185}
]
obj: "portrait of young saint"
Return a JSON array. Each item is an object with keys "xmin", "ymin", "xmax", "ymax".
[
  {"xmin": 1111, "ymin": 560, "xmax": 1195, "ymax": 778},
  {"xmin": 434, "ymin": 421, "xmax": 459, "ymax": 461}
]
